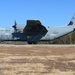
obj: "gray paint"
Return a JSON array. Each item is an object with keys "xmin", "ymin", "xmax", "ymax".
[{"xmin": 0, "ymin": 13, "xmax": 75, "ymax": 44}]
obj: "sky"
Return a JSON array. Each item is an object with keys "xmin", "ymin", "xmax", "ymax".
[{"xmin": 0, "ymin": 0, "xmax": 75, "ymax": 28}]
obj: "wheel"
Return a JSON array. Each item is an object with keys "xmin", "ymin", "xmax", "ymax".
[
  {"xmin": 33, "ymin": 42, "xmax": 37, "ymax": 44},
  {"xmin": 28, "ymin": 42, "xmax": 32, "ymax": 44}
]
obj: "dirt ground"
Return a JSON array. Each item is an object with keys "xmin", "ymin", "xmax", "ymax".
[{"xmin": 0, "ymin": 45, "xmax": 75, "ymax": 75}]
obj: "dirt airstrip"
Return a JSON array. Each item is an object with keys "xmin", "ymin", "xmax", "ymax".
[{"xmin": 0, "ymin": 45, "xmax": 75, "ymax": 75}]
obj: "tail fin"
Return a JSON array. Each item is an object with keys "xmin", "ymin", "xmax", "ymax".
[{"xmin": 68, "ymin": 13, "xmax": 75, "ymax": 26}]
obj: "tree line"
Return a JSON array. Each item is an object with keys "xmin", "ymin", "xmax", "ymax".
[{"xmin": 39, "ymin": 31, "xmax": 75, "ymax": 44}]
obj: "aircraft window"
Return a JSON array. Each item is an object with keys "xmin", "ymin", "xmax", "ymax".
[
  {"xmin": 53, "ymin": 31, "xmax": 58, "ymax": 34},
  {"xmin": 0, "ymin": 30, "xmax": 2, "ymax": 31},
  {"xmin": 0, "ymin": 30, "xmax": 4, "ymax": 32}
]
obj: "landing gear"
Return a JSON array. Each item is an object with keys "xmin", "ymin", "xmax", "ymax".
[
  {"xmin": 33, "ymin": 42, "xmax": 37, "ymax": 44},
  {"xmin": 27, "ymin": 42, "xmax": 37, "ymax": 44},
  {"xmin": 28, "ymin": 42, "xmax": 32, "ymax": 44}
]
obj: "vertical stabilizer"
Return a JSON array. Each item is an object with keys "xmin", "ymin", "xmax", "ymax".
[{"xmin": 68, "ymin": 13, "xmax": 75, "ymax": 26}]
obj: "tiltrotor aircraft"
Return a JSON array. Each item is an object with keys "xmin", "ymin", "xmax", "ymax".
[{"xmin": 0, "ymin": 14, "xmax": 75, "ymax": 44}]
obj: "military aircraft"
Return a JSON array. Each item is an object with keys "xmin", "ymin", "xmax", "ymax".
[{"xmin": 0, "ymin": 13, "xmax": 75, "ymax": 44}]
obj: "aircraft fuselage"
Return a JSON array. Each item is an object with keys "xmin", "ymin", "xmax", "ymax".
[
  {"xmin": 0, "ymin": 25, "xmax": 74, "ymax": 42},
  {"xmin": 0, "ymin": 13, "xmax": 75, "ymax": 44}
]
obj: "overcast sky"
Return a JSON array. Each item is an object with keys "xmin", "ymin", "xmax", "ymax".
[{"xmin": 0, "ymin": 0, "xmax": 75, "ymax": 27}]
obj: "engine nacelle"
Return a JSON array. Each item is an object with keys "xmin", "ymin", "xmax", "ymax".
[{"xmin": 12, "ymin": 25, "xmax": 25, "ymax": 33}]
